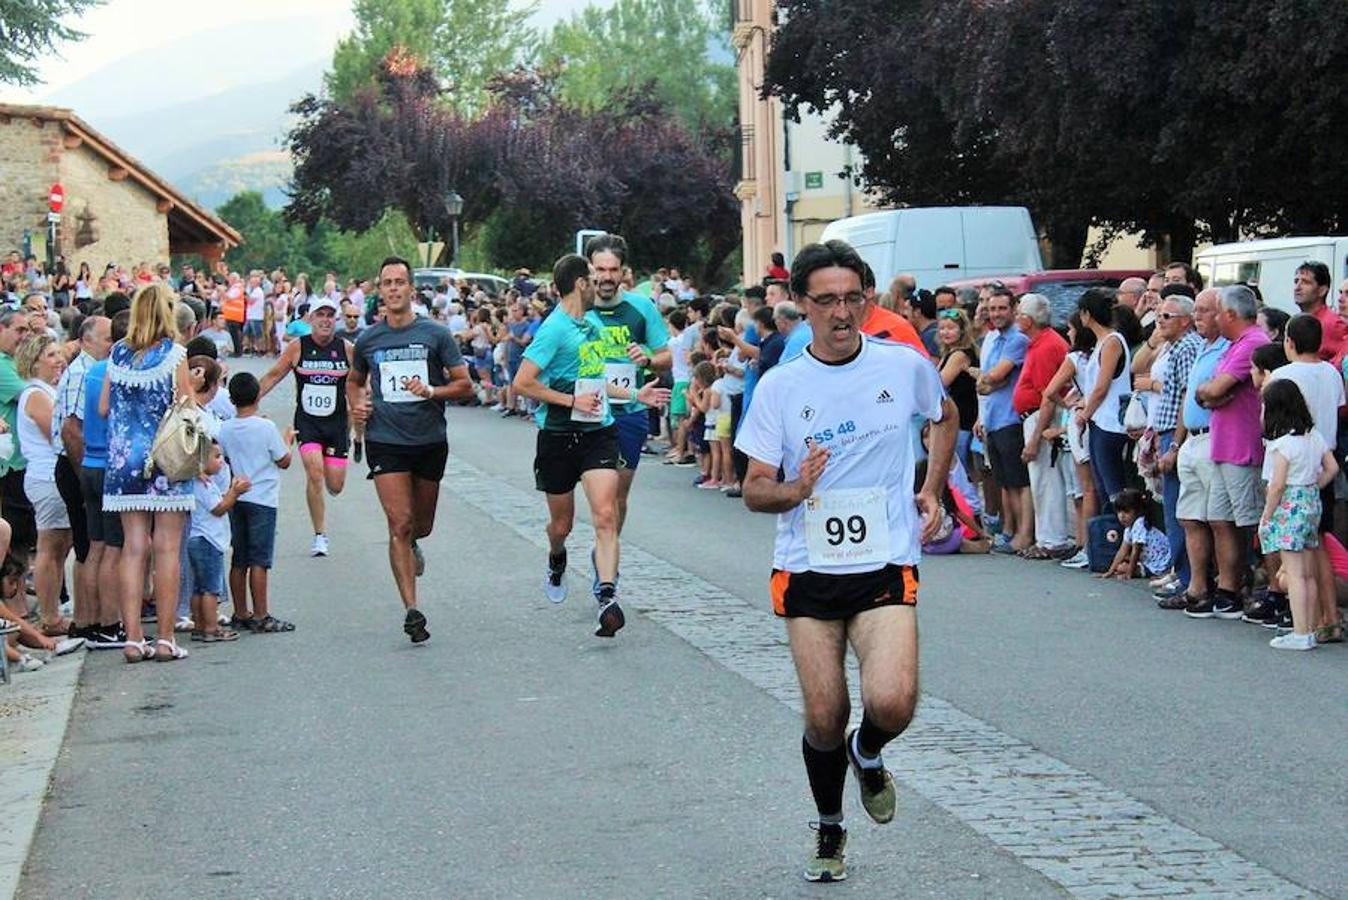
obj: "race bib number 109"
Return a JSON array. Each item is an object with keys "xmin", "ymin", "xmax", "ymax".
[{"xmin": 804, "ymin": 487, "xmax": 891, "ymax": 569}]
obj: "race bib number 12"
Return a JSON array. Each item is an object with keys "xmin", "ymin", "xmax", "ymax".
[{"xmin": 804, "ymin": 487, "xmax": 891, "ymax": 568}]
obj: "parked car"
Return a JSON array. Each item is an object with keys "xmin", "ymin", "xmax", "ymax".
[
  {"xmin": 819, "ymin": 206, "xmax": 1044, "ymax": 292},
  {"xmin": 944, "ymin": 269, "xmax": 1155, "ymax": 326},
  {"xmin": 1197, "ymin": 236, "xmax": 1348, "ymax": 313},
  {"xmin": 412, "ymin": 268, "xmax": 510, "ymax": 300},
  {"xmin": 413, "ymin": 267, "xmax": 463, "ymax": 291}
]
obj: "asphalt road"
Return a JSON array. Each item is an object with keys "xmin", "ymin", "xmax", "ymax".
[{"xmin": 17, "ymin": 360, "xmax": 1346, "ymax": 899}]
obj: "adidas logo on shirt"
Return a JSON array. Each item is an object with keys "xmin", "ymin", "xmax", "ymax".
[{"xmin": 876, "ymin": 389, "xmax": 894, "ymax": 404}]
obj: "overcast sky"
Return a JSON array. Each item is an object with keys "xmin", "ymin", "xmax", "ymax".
[{"xmin": 1, "ymin": 0, "xmax": 604, "ymax": 104}]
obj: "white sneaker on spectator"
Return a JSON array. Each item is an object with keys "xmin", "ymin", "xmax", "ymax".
[
  {"xmin": 1060, "ymin": 549, "xmax": 1090, "ymax": 569},
  {"xmin": 15, "ymin": 653, "xmax": 45, "ymax": 673},
  {"xmin": 1269, "ymin": 632, "xmax": 1315, "ymax": 651},
  {"xmin": 51, "ymin": 637, "xmax": 86, "ymax": 656},
  {"xmin": 175, "ymin": 616, "xmax": 194, "ymax": 633}
]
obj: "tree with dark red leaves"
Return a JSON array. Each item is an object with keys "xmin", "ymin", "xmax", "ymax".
[
  {"xmin": 287, "ymin": 52, "xmax": 740, "ymax": 284},
  {"xmin": 767, "ymin": 0, "xmax": 1348, "ymax": 266}
]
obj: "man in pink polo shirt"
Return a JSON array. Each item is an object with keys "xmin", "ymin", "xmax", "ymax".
[
  {"xmin": 1193, "ymin": 284, "xmax": 1269, "ymax": 620},
  {"xmin": 1293, "ymin": 260, "xmax": 1345, "ymax": 362}
]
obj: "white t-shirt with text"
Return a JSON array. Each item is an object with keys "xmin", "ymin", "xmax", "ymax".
[{"xmin": 735, "ymin": 337, "xmax": 946, "ymax": 574}]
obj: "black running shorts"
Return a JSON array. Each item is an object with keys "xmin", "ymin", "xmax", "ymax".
[
  {"xmin": 365, "ymin": 440, "xmax": 449, "ymax": 482},
  {"xmin": 769, "ymin": 564, "xmax": 919, "ymax": 619},
  {"xmin": 296, "ymin": 416, "xmax": 351, "ymax": 461},
  {"xmin": 533, "ymin": 426, "xmax": 622, "ymax": 495}
]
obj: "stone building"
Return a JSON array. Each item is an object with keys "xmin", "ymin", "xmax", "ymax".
[{"xmin": 0, "ymin": 103, "xmax": 240, "ymax": 270}]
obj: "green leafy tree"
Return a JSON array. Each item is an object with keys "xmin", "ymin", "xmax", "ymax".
[
  {"xmin": 217, "ymin": 191, "xmax": 339, "ymax": 276},
  {"xmin": 326, "ymin": 0, "xmax": 536, "ymax": 111},
  {"xmin": 0, "ymin": 0, "xmax": 103, "ymax": 86},
  {"xmin": 538, "ymin": 0, "xmax": 735, "ymax": 131}
]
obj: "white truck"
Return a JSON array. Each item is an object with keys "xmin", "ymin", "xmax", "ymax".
[
  {"xmin": 818, "ymin": 206, "xmax": 1043, "ymax": 291},
  {"xmin": 1196, "ymin": 236, "xmax": 1348, "ymax": 312}
]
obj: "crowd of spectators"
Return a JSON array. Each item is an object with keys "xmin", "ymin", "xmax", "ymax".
[
  {"xmin": 6, "ymin": 246, "xmax": 1344, "ymax": 671},
  {"xmin": 920, "ymin": 259, "xmax": 1348, "ymax": 652}
]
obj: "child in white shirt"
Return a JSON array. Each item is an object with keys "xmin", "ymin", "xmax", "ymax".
[{"xmin": 189, "ymin": 443, "xmax": 250, "ymax": 642}]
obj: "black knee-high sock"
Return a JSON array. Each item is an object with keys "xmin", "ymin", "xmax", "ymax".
[
  {"xmin": 801, "ymin": 735, "xmax": 848, "ymax": 819},
  {"xmin": 857, "ymin": 714, "xmax": 903, "ymax": 759}
]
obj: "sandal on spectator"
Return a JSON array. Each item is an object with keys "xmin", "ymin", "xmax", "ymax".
[
  {"xmin": 41, "ymin": 617, "xmax": 72, "ymax": 637},
  {"xmin": 201, "ymin": 628, "xmax": 239, "ymax": 643},
  {"xmin": 1313, "ymin": 622, "xmax": 1344, "ymax": 644},
  {"xmin": 153, "ymin": 639, "xmax": 189, "ymax": 661},
  {"xmin": 229, "ymin": 615, "xmax": 256, "ymax": 632},
  {"xmin": 1019, "ymin": 545, "xmax": 1055, "ymax": 560},
  {"xmin": 123, "ymin": 640, "xmax": 155, "ymax": 664},
  {"xmin": 251, "ymin": 615, "xmax": 295, "ymax": 633}
]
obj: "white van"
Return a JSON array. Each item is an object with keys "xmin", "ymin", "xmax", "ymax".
[
  {"xmin": 1196, "ymin": 236, "xmax": 1348, "ymax": 313},
  {"xmin": 818, "ymin": 207, "xmax": 1043, "ymax": 292}
]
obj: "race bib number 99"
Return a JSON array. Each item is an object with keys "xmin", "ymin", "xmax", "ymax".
[
  {"xmin": 300, "ymin": 383, "xmax": 337, "ymax": 417},
  {"xmin": 382, "ymin": 359, "xmax": 429, "ymax": 403},
  {"xmin": 804, "ymin": 488, "xmax": 891, "ymax": 569}
]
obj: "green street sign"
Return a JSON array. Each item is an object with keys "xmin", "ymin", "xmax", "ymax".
[{"xmin": 804, "ymin": 171, "xmax": 824, "ymax": 190}]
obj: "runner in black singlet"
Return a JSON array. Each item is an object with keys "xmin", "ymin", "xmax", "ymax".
[{"xmin": 259, "ymin": 298, "xmax": 353, "ymax": 557}]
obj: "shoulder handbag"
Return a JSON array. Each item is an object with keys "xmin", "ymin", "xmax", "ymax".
[{"xmin": 144, "ymin": 395, "xmax": 211, "ymax": 482}]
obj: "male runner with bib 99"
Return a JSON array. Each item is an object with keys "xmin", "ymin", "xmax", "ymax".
[
  {"xmin": 512, "ymin": 254, "xmax": 669, "ymax": 637},
  {"xmin": 347, "ymin": 257, "xmax": 473, "ymax": 644},
  {"xmin": 735, "ymin": 240, "xmax": 957, "ymax": 882},
  {"xmin": 259, "ymin": 298, "xmax": 352, "ymax": 557}
]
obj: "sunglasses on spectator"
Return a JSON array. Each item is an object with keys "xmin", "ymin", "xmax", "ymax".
[
  {"xmin": 1156, "ymin": 312, "xmax": 1189, "ymax": 321},
  {"xmin": 938, "ymin": 309, "xmax": 962, "ymax": 320}
]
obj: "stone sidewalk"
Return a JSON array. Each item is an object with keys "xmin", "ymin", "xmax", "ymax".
[{"xmin": 0, "ymin": 651, "xmax": 84, "ymax": 900}]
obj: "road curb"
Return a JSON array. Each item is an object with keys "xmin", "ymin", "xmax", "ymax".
[{"xmin": 0, "ymin": 651, "xmax": 86, "ymax": 900}]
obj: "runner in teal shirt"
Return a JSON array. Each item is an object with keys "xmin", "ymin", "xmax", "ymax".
[{"xmin": 522, "ymin": 304, "xmax": 613, "ymax": 431}]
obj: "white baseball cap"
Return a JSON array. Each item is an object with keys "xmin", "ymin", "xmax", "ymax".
[{"xmin": 311, "ymin": 297, "xmax": 340, "ymax": 315}]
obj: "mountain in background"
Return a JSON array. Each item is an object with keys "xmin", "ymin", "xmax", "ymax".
[{"xmin": 42, "ymin": 15, "xmax": 336, "ymax": 212}]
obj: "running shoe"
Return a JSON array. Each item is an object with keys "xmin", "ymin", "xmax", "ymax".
[
  {"xmin": 1269, "ymin": 631, "xmax": 1315, "ymax": 651},
  {"xmin": 595, "ymin": 597, "xmax": 626, "ymax": 638},
  {"xmin": 696, "ymin": 479, "xmax": 722, "ymax": 490},
  {"xmin": 845, "ymin": 728, "xmax": 897, "ymax": 824},
  {"xmin": 86, "ymin": 623, "xmax": 127, "ymax": 649},
  {"xmin": 49, "ymin": 637, "xmax": 86, "ymax": 657},
  {"xmin": 545, "ymin": 552, "xmax": 568, "ymax": 604},
  {"xmin": 1211, "ymin": 591, "xmax": 1244, "ymax": 620},
  {"xmin": 1242, "ymin": 595, "xmax": 1280, "ymax": 628},
  {"xmin": 412, "ymin": 541, "xmax": 425, "ymax": 577},
  {"xmin": 803, "ymin": 823, "xmax": 847, "ymax": 883},
  {"xmin": 14, "ymin": 653, "xmax": 45, "ymax": 673},
  {"xmin": 1060, "ymin": 549, "xmax": 1090, "ymax": 569},
  {"xmin": 403, "ymin": 608, "xmax": 430, "ymax": 643},
  {"xmin": 311, "ymin": 533, "xmax": 330, "ymax": 557}
]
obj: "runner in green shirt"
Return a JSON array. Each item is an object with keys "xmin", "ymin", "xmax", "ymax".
[{"xmin": 512, "ymin": 254, "xmax": 669, "ymax": 637}]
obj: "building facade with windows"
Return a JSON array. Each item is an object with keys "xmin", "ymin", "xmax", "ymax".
[
  {"xmin": 731, "ymin": 1, "xmax": 881, "ymax": 287},
  {"xmin": 0, "ymin": 103, "xmax": 240, "ymax": 270}
]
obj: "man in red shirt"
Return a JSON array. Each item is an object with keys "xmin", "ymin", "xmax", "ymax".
[
  {"xmin": 1013, "ymin": 293, "xmax": 1072, "ymax": 555},
  {"xmin": 1293, "ymin": 260, "xmax": 1346, "ymax": 362}
]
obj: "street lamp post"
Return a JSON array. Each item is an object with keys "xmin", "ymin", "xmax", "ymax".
[{"xmin": 445, "ymin": 190, "xmax": 464, "ymax": 267}]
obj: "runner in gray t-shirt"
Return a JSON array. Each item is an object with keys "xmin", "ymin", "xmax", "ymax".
[{"xmin": 347, "ymin": 257, "xmax": 473, "ymax": 644}]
